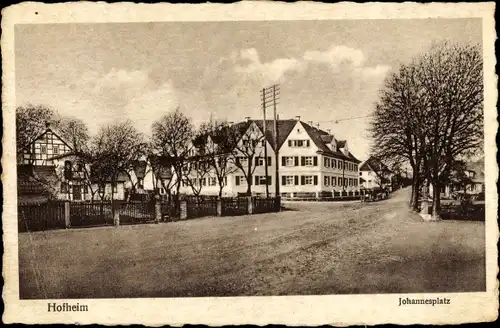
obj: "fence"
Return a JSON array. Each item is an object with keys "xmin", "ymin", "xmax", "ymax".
[
  {"xmin": 18, "ymin": 201, "xmax": 66, "ymax": 232},
  {"xmin": 69, "ymin": 202, "xmax": 113, "ymax": 227},
  {"xmin": 253, "ymin": 197, "xmax": 281, "ymax": 214},
  {"xmin": 18, "ymin": 196, "xmax": 282, "ymax": 232},
  {"xmin": 221, "ymin": 197, "xmax": 249, "ymax": 216},
  {"xmin": 185, "ymin": 197, "xmax": 218, "ymax": 219}
]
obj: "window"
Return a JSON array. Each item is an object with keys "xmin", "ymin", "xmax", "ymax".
[
  {"xmin": 360, "ymin": 172, "xmax": 362, "ymax": 176},
  {"xmin": 304, "ymin": 156, "xmax": 313, "ymax": 166},
  {"xmin": 331, "ymin": 176, "xmax": 336, "ymax": 186},
  {"xmin": 331, "ymin": 159, "xmax": 336, "ymax": 169},
  {"xmin": 137, "ymin": 178, "xmax": 144, "ymax": 189},
  {"xmin": 338, "ymin": 177, "xmax": 343, "ymax": 186},
  {"xmin": 112, "ymin": 183, "xmax": 118, "ymax": 193},
  {"xmin": 344, "ymin": 178, "xmax": 348, "ymax": 187},
  {"xmin": 255, "ymin": 176, "xmax": 271, "ymax": 185},
  {"xmin": 61, "ymin": 182, "xmax": 68, "ymax": 193},
  {"xmin": 324, "ymin": 157, "xmax": 330, "ymax": 168},
  {"xmin": 288, "ymin": 139, "xmax": 310, "ymax": 148},
  {"xmin": 282, "ymin": 156, "xmax": 298, "ymax": 167},
  {"xmin": 224, "ymin": 176, "xmax": 227, "ymax": 185},
  {"xmin": 235, "ymin": 176, "xmax": 247, "ymax": 186},
  {"xmin": 256, "ymin": 157, "xmax": 272, "ymax": 166},
  {"xmin": 200, "ymin": 178, "xmax": 207, "ymax": 186},
  {"xmin": 41, "ymin": 145, "xmax": 47, "ymax": 154},
  {"xmin": 283, "ymin": 176, "xmax": 295, "ymax": 186},
  {"xmin": 304, "ymin": 176, "xmax": 313, "ymax": 185},
  {"xmin": 210, "ymin": 177, "xmax": 217, "ymax": 186},
  {"xmin": 53, "ymin": 145, "xmax": 59, "ymax": 155},
  {"xmin": 83, "ymin": 185, "xmax": 88, "ymax": 194},
  {"xmin": 98, "ymin": 184, "xmax": 105, "ymax": 193},
  {"xmin": 324, "ymin": 176, "xmax": 330, "ymax": 186},
  {"xmin": 368, "ymin": 171, "xmax": 372, "ymax": 176}
]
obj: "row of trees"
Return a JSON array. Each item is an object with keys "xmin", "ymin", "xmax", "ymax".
[
  {"xmin": 370, "ymin": 41, "xmax": 483, "ymax": 220},
  {"xmin": 17, "ymin": 105, "xmax": 268, "ymax": 201}
]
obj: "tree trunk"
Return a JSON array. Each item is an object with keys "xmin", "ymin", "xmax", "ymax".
[
  {"xmin": 432, "ymin": 181, "xmax": 442, "ymax": 220},
  {"xmin": 410, "ymin": 174, "xmax": 420, "ymax": 212}
]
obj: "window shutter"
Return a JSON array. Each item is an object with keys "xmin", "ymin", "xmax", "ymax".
[
  {"xmin": 306, "ymin": 140, "xmax": 310, "ymax": 147},
  {"xmin": 288, "ymin": 140, "xmax": 292, "ymax": 147},
  {"xmin": 301, "ymin": 157, "xmax": 305, "ymax": 166},
  {"xmin": 301, "ymin": 176, "xmax": 305, "ymax": 185},
  {"xmin": 236, "ymin": 176, "xmax": 240, "ymax": 186},
  {"xmin": 282, "ymin": 157, "xmax": 286, "ymax": 166},
  {"xmin": 314, "ymin": 176, "xmax": 318, "ymax": 185},
  {"xmin": 268, "ymin": 157, "xmax": 271, "ymax": 166},
  {"xmin": 294, "ymin": 156, "xmax": 299, "ymax": 166},
  {"xmin": 313, "ymin": 156, "xmax": 318, "ymax": 166},
  {"xmin": 255, "ymin": 175, "xmax": 259, "ymax": 185},
  {"xmin": 282, "ymin": 176, "xmax": 286, "ymax": 186},
  {"xmin": 294, "ymin": 175, "xmax": 299, "ymax": 186},
  {"xmin": 267, "ymin": 176, "xmax": 271, "ymax": 185}
]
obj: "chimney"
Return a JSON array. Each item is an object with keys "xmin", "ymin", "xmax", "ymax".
[
  {"xmin": 244, "ymin": 116, "xmax": 250, "ymax": 122},
  {"xmin": 295, "ymin": 116, "xmax": 301, "ymax": 121},
  {"xmin": 327, "ymin": 129, "xmax": 331, "ymax": 134},
  {"xmin": 316, "ymin": 123, "xmax": 320, "ymax": 129},
  {"xmin": 45, "ymin": 121, "xmax": 51, "ymax": 129},
  {"xmin": 307, "ymin": 120, "xmax": 313, "ymax": 126}
]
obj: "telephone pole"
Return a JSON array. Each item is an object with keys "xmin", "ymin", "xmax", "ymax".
[
  {"xmin": 261, "ymin": 84, "xmax": 280, "ymax": 197},
  {"xmin": 261, "ymin": 88, "xmax": 269, "ymax": 198}
]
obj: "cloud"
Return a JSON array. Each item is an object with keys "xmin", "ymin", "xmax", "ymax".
[
  {"xmin": 233, "ymin": 48, "xmax": 305, "ymax": 85},
  {"xmin": 303, "ymin": 45, "xmax": 366, "ymax": 68}
]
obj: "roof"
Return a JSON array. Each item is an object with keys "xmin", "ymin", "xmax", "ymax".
[
  {"xmin": 300, "ymin": 121, "xmax": 361, "ymax": 163},
  {"xmin": 466, "ymin": 157, "xmax": 484, "ymax": 183},
  {"xmin": 337, "ymin": 140, "xmax": 346, "ymax": 148},
  {"xmin": 19, "ymin": 127, "xmax": 73, "ymax": 153},
  {"xmin": 17, "ymin": 165, "xmax": 58, "ymax": 196},
  {"xmin": 360, "ymin": 156, "xmax": 391, "ymax": 173}
]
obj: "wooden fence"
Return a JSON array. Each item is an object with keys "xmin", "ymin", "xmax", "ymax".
[
  {"xmin": 18, "ymin": 201, "xmax": 66, "ymax": 232},
  {"xmin": 18, "ymin": 196, "xmax": 281, "ymax": 232}
]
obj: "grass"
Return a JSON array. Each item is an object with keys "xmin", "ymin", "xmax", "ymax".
[{"xmin": 19, "ymin": 188, "xmax": 485, "ymax": 299}]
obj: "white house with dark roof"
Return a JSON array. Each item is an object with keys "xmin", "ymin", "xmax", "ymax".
[{"xmin": 176, "ymin": 116, "xmax": 361, "ymax": 198}]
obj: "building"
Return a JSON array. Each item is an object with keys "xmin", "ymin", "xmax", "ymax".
[
  {"xmin": 359, "ymin": 156, "xmax": 393, "ymax": 190},
  {"xmin": 17, "ymin": 124, "xmax": 126, "ymax": 201},
  {"xmin": 437, "ymin": 157, "xmax": 485, "ymax": 198},
  {"xmin": 177, "ymin": 116, "xmax": 361, "ymax": 198}
]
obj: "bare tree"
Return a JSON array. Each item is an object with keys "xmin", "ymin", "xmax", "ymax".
[
  {"xmin": 151, "ymin": 108, "xmax": 195, "ymax": 200},
  {"xmin": 371, "ymin": 42, "xmax": 483, "ymax": 219},
  {"xmin": 370, "ymin": 63, "xmax": 427, "ymax": 211},
  {"xmin": 88, "ymin": 120, "xmax": 146, "ymax": 203},
  {"xmin": 55, "ymin": 116, "xmax": 90, "ymax": 153},
  {"xmin": 227, "ymin": 121, "xmax": 265, "ymax": 196},
  {"xmin": 16, "ymin": 104, "xmax": 57, "ymax": 152},
  {"xmin": 418, "ymin": 42, "xmax": 483, "ymax": 219},
  {"xmin": 198, "ymin": 120, "xmax": 237, "ymax": 197}
]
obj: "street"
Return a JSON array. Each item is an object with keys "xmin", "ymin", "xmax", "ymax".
[{"xmin": 19, "ymin": 187, "xmax": 485, "ymax": 299}]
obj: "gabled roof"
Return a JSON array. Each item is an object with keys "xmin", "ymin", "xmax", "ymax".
[
  {"xmin": 300, "ymin": 121, "xmax": 361, "ymax": 163},
  {"xmin": 196, "ymin": 118, "xmax": 361, "ymax": 164},
  {"xmin": 19, "ymin": 127, "xmax": 73, "ymax": 153},
  {"xmin": 360, "ymin": 156, "xmax": 391, "ymax": 173},
  {"xmin": 466, "ymin": 157, "xmax": 484, "ymax": 183},
  {"xmin": 337, "ymin": 140, "xmax": 347, "ymax": 148}
]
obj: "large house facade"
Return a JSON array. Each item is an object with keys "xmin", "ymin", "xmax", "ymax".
[{"xmin": 177, "ymin": 117, "xmax": 361, "ymax": 198}]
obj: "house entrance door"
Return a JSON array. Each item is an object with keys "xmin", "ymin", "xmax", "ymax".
[{"xmin": 73, "ymin": 185, "xmax": 82, "ymax": 201}]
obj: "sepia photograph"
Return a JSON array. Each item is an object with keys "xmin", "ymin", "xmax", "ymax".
[{"xmin": 2, "ymin": 1, "xmax": 498, "ymax": 326}]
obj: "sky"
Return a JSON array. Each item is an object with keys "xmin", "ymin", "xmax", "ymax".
[{"xmin": 15, "ymin": 18, "xmax": 481, "ymax": 160}]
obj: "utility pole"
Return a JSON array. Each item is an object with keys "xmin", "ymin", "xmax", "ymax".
[
  {"xmin": 273, "ymin": 85, "xmax": 280, "ymax": 198},
  {"xmin": 261, "ymin": 84, "xmax": 280, "ymax": 197},
  {"xmin": 261, "ymin": 88, "xmax": 269, "ymax": 198}
]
